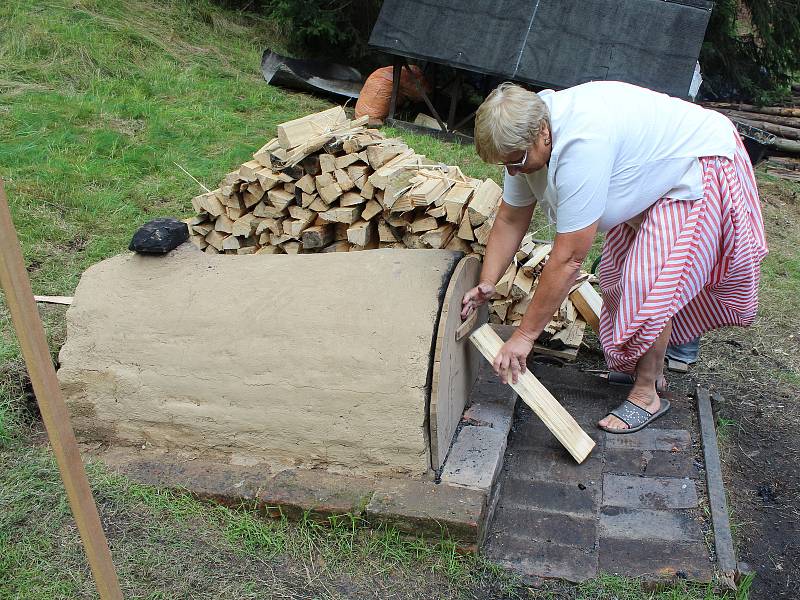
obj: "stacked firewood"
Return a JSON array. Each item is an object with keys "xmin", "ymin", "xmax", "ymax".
[
  {"xmin": 185, "ymin": 106, "xmax": 500, "ymax": 257},
  {"xmin": 488, "ymin": 233, "xmax": 595, "ymax": 354},
  {"xmin": 184, "ymin": 107, "xmax": 598, "ymax": 341}
]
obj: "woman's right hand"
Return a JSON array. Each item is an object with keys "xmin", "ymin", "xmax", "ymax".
[{"xmin": 461, "ymin": 282, "xmax": 496, "ymax": 320}]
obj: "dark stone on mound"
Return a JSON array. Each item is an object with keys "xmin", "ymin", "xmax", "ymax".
[{"xmin": 129, "ymin": 218, "xmax": 188, "ymax": 254}]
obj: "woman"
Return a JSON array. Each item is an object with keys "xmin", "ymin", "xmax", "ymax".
[{"xmin": 461, "ymin": 81, "xmax": 767, "ymax": 433}]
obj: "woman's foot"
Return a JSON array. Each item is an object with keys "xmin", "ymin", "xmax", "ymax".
[{"xmin": 598, "ymin": 387, "xmax": 661, "ymax": 431}]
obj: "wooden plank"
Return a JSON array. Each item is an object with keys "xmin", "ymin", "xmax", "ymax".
[
  {"xmin": 569, "ymin": 280, "xmax": 602, "ymax": 333},
  {"xmin": 0, "ymin": 180, "xmax": 123, "ymax": 599},
  {"xmin": 469, "ymin": 324, "xmax": 595, "ymax": 463},
  {"xmin": 276, "ymin": 106, "xmax": 348, "ymax": 149},
  {"xmin": 696, "ymin": 386, "xmax": 738, "ymax": 575},
  {"xmin": 429, "ymin": 255, "xmax": 486, "ymax": 471},
  {"xmin": 34, "ymin": 295, "xmax": 73, "ymax": 305}
]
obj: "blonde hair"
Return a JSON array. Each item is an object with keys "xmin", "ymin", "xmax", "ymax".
[{"xmin": 474, "ymin": 83, "xmax": 550, "ymax": 164}]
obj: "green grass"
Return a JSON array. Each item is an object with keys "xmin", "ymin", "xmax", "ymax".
[{"xmin": 0, "ymin": 0, "xmax": 757, "ymax": 598}]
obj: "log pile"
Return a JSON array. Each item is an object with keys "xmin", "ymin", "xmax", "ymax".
[
  {"xmin": 703, "ymin": 102, "xmax": 800, "ymax": 155},
  {"xmin": 487, "ymin": 233, "xmax": 593, "ymax": 357},
  {"xmin": 183, "ymin": 107, "xmax": 594, "ymax": 345},
  {"xmin": 185, "ymin": 106, "xmax": 499, "ymax": 258}
]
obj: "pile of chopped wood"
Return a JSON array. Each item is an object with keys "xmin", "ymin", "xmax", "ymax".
[
  {"xmin": 186, "ymin": 106, "xmax": 499, "ymax": 257},
  {"xmin": 488, "ymin": 232, "xmax": 599, "ymax": 357},
  {"xmin": 184, "ymin": 107, "xmax": 600, "ymax": 340}
]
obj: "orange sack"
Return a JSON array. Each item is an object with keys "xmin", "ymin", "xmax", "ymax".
[{"xmin": 355, "ymin": 65, "xmax": 430, "ymax": 124}]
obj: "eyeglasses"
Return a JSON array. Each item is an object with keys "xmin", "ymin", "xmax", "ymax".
[{"xmin": 496, "ymin": 148, "xmax": 527, "ymax": 168}]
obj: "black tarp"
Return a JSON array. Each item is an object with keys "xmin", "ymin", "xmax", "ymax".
[
  {"xmin": 369, "ymin": 0, "xmax": 713, "ymax": 98},
  {"xmin": 261, "ymin": 50, "xmax": 363, "ymax": 99}
]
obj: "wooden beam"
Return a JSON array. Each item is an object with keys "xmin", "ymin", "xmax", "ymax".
[
  {"xmin": 0, "ymin": 180, "xmax": 123, "ymax": 599},
  {"xmin": 569, "ymin": 280, "xmax": 602, "ymax": 333},
  {"xmin": 469, "ymin": 324, "xmax": 595, "ymax": 463}
]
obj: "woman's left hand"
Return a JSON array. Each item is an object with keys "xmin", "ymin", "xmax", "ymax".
[{"xmin": 493, "ymin": 330, "xmax": 535, "ymax": 384}]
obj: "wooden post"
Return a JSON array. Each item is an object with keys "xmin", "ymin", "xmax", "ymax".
[
  {"xmin": 0, "ymin": 179, "xmax": 123, "ymax": 599},
  {"xmin": 469, "ymin": 324, "xmax": 595, "ymax": 463}
]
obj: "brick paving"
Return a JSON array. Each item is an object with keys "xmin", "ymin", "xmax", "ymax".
[{"xmin": 484, "ymin": 363, "xmax": 713, "ymax": 582}]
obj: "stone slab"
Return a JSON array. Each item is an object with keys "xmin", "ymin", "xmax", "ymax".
[
  {"xmin": 602, "ymin": 474, "xmax": 699, "ymax": 510},
  {"xmin": 100, "ymin": 450, "xmax": 270, "ymax": 507},
  {"xmin": 603, "ymin": 428, "xmax": 692, "ymax": 452},
  {"xmin": 98, "ymin": 447, "xmax": 491, "ymax": 550},
  {"xmin": 492, "ymin": 504, "xmax": 596, "ymax": 546},
  {"xmin": 440, "ymin": 425, "xmax": 508, "ymax": 491},
  {"xmin": 365, "ymin": 480, "xmax": 487, "ymax": 545},
  {"xmin": 486, "ymin": 533, "xmax": 598, "ymax": 582},
  {"xmin": 484, "ymin": 363, "xmax": 714, "ymax": 583},
  {"xmin": 603, "ymin": 449, "xmax": 700, "ymax": 479},
  {"xmin": 462, "ymin": 402, "xmax": 514, "ymax": 431},
  {"xmin": 502, "ymin": 477, "xmax": 600, "ymax": 515},
  {"xmin": 258, "ymin": 469, "xmax": 375, "ymax": 520},
  {"xmin": 598, "ymin": 538, "xmax": 713, "ymax": 581},
  {"xmin": 504, "ymin": 446, "xmax": 603, "ymax": 485},
  {"xmin": 599, "ymin": 507, "xmax": 704, "ymax": 542}
]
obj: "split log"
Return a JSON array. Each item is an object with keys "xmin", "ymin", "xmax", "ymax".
[
  {"xmin": 276, "ymin": 106, "xmax": 348, "ymax": 149},
  {"xmin": 319, "ymin": 154, "xmax": 336, "ymax": 173},
  {"xmin": 301, "ymin": 224, "xmax": 333, "ymax": 249},
  {"xmin": 320, "ymin": 206, "xmax": 362, "ymax": 224},
  {"xmin": 420, "ymin": 224, "xmax": 455, "ymax": 249},
  {"xmin": 457, "ymin": 212, "xmax": 474, "ymax": 241},
  {"xmin": 214, "ymin": 214, "xmax": 234, "ymax": 234},
  {"xmin": 361, "ymin": 199, "xmax": 383, "ymax": 221},
  {"xmin": 511, "ymin": 268, "xmax": 534, "ymax": 300},
  {"xmin": 495, "ymin": 261, "xmax": 517, "ymax": 297},
  {"xmin": 443, "ymin": 183, "xmax": 474, "ymax": 223},
  {"xmin": 520, "ymin": 244, "xmax": 551, "ymax": 277},
  {"xmin": 378, "ymin": 219, "xmax": 400, "ymax": 242},
  {"xmin": 410, "ymin": 215, "xmax": 439, "ymax": 233},
  {"xmin": 569, "ymin": 280, "xmax": 602, "ymax": 333},
  {"xmin": 340, "ymin": 191, "xmax": 366, "ymax": 207},
  {"xmin": 346, "ymin": 220, "xmax": 375, "ymax": 247},
  {"xmin": 467, "ymin": 179, "xmax": 502, "ymax": 226}
]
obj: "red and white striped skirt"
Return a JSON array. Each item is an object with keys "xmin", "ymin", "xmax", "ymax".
[{"xmin": 597, "ymin": 133, "xmax": 768, "ymax": 373}]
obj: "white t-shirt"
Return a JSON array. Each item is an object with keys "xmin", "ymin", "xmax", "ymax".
[{"xmin": 503, "ymin": 81, "xmax": 738, "ymax": 233}]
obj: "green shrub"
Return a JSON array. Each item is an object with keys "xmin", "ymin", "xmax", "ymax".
[{"xmin": 701, "ymin": 0, "xmax": 800, "ymax": 102}]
